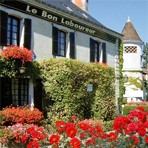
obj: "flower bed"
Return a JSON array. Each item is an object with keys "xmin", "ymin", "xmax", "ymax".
[{"xmin": 0, "ymin": 106, "xmax": 148, "ymax": 147}]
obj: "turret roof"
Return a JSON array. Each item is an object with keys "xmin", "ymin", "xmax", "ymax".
[{"xmin": 122, "ymin": 18, "xmax": 142, "ymax": 42}]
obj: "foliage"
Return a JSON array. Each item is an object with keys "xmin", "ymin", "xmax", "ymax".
[
  {"xmin": 118, "ymin": 41, "xmax": 125, "ymax": 112},
  {"xmin": 40, "ymin": 58, "xmax": 115, "ymax": 125},
  {"xmin": 122, "ymin": 104, "xmax": 148, "ymax": 115},
  {"xmin": 127, "ymin": 76, "xmax": 143, "ymax": 90},
  {"xmin": 142, "ymin": 43, "xmax": 148, "ymax": 68},
  {"xmin": 0, "ymin": 106, "xmax": 43, "ymax": 125},
  {"xmin": 102, "ymin": 120, "xmax": 114, "ymax": 132}
]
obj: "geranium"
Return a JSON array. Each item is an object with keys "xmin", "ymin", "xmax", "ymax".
[
  {"xmin": 0, "ymin": 106, "xmax": 43, "ymax": 125},
  {"xmin": 2, "ymin": 46, "xmax": 33, "ymax": 64}
]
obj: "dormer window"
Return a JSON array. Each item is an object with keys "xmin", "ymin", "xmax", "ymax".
[
  {"xmin": 66, "ymin": 6, "xmax": 73, "ymax": 12},
  {"xmin": 124, "ymin": 46, "xmax": 137, "ymax": 53},
  {"xmin": 82, "ymin": 13, "xmax": 88, "ymax": 19}
]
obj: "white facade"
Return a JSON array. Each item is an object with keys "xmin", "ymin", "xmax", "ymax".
[{"xmin": 0, "ymin": 0, "xmax": 122, "ymax": 109}]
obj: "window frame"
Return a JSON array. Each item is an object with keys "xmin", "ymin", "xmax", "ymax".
[
  {"xmin": 57, "ymin": 30, "xmax": 66, "ymax": 57},
  {"xmin": 7, "ymin": 15, "xmax": 20, "ymax": 46}
]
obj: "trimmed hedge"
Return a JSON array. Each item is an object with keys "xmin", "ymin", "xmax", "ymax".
[
  {"xmin": 122, "ymin": 105, "xmax": 148, "ymax": 115},
  {"xmin": 40, "ymin": 58, "xmax": 115, "ymax": 124}
]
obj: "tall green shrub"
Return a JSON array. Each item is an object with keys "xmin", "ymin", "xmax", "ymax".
[{"xmin": 40, "ymin": 59, "xmax": 115, "ymax": 124}]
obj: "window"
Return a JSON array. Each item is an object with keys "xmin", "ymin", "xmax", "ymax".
[
  {"xmin": 52, "ymin": 26, "xmax": 66, "ymax": 57},
  {"xmin": 124, "ymin": 46, "xmax": 137, "ymax": 53},
  {"xmin": 11, "ymin": 78, "xmax": 29, "ymax": 106},
  {"xmin": 1, "ymin": 78, "xmax": 29, "ymax": 108},
  {"xmin": 58, "ymin": 31, "xmax": 66, "ymax": 56},
  {"xmin": 7, "ymin": 16, "xmax": 20, "ymax": 45},
  {"xmin": 102, "ymin": 43, "xmax": 106, "ymax": 63},
  {"xmin": 90, "ymin": 38, "xmax": 99, "ymax": 62},
  {"xmin": 0, "ymin": 10, "xmax": 32, "ymax": 48},
  {"xmin": 94, "ymin": 42, "xmax": 99, "ymax": 62}
]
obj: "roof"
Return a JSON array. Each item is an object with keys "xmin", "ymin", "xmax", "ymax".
[
  {"xmin": 34, "ymin": 0, "xmax": 122, "ymax": 37},
  {"xmin": 122, "ymin": 18, "xmax": 142, "ymax": 42}
]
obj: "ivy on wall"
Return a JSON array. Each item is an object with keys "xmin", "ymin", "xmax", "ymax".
[{"xmin": 118, "ymin": 41, "xmax": 124, "ymax": 112}]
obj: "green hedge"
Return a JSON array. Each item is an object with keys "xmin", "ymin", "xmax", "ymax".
[
  {"xmin": 122, "ymin": 105, "xmax": 148, "ymax": 115},
  {"xmin": 40, "ymin": 59, "xmax": 115, "ymax": 124}
]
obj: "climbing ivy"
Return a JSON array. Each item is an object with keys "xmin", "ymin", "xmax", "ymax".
[{"xmin": 118, "ymin": 41, "xmax": 124, "ymax": 112}]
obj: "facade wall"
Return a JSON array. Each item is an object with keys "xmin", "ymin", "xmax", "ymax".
[{"xmin": 0, "ymin": 1, "xmax": 121, "ymax": 109}]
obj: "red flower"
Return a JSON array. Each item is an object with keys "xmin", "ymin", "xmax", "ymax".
[
  {"xmin": 79, "ymin": 133, "xmax": 86, "ymax": 139},
  {"xmin": 85, "ymin": 137, "xmax": 95, "ymax": 146},
  {"xmin": 2, "ymin": 46, "xmax": 33, "ymax": 63},
  {"xmin": 27, "ymin": 140, "xmax": 40, "ymax": 148},
  {"xmin": 69, "ymin": 137, "xmax": 81, "ymax": 148},
  {"xmin": 144, "ymin": 121, "xmax": 148, "ymax": 128},
  {"xmin": 137, "ymin": 106, "xmax": 145, "ymax": 111},
  {"xmin": 66, "ymin": 127, "xmax": 77, "ymax": 138},
  {"xmin": 107, "ymin": 132, "xmax": 117, "ymax": 142},
  {"xmin": 128, "ymin": 110, "xmax": 146, "ymax": 123},
  {"xmin": 132, "ymin": 135, "xmax": 139, "ymax": 145},
  {"xmin": 49, "ymin": 134, "xmax": 60, "ymax": 144},
  {"xmin": 137, "ymin": 127, "xmax": 146, "ymax": 136},
  {"xmin": 113, "ymin": 116, "xmax": 130, "ymax": 131},
  {"xmin": 126, "ymin": 123, "xmax": 138, "ymax": 133},
  {"xmin": 56, "ymin": 120, "xmax": 65, "ymax": 128},
  {"xmin": 21, "ymin": 135, "xmax": 28, "ymax": 143},
  {"xmin": 71, "ymin": 115, "xmax": 76, "ymax": 120},
  {"xmin": 144, "ymin": 136, "xmax": 148, "ymax": 143},
  {"xmin": 78, "ymin": 122, "xmax": 90, "ymax": 131}
]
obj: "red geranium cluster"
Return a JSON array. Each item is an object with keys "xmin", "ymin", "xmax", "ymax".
[
  {"xmin": 48, "ymin": 107, "xmax": 148, "ymax": 148},
  {"xmin": 0, "ymin": 123, "xmax": 47, "ymax": 148},
  {"xmin": 2, "ymin": 46, "xmax": 33, "ymax": 63},
  {"xmin": 0, "ymin": 106, "xmax": 43, "ymax": 125},
  {"xmin": 48, "ymin": 117, "xmax": 115, "ymax": 148},
  {"xmin": 113, "ymin": 107, "xmax": 148, "ymax": 146}
]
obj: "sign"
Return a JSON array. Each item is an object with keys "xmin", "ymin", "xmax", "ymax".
[
  {"xmin": 87, "ymin": 84, "xmax": 93, "ymax": 92},
  {"xmin": 0, "ymin": 0, "xmax": 117, "ymax": 43}
]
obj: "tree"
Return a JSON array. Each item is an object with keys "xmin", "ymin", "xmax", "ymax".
[
  {"xmin": 142, "ymin": 43, "xmax": 148, "ymax": 68},
  {"xmin": 142, "ymin": 43, "xmax": 148, "ymax": 101}
]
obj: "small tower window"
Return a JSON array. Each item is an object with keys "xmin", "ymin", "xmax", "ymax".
[{"xmin": 124, "ymin": 46, "xmax": 137, "ymax": 53}]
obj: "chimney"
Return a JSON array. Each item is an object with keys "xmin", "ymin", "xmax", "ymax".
[{"xmin": 72, "ymin": 0, "xmax": 88, "ymax": 12}]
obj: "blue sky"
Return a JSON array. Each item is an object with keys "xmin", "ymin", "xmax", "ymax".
[{"xmin": 89, "ymin": 0, "xmax": 148, "ymax": 44}]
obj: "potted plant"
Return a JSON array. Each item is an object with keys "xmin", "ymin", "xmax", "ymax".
[{"xmin": 0, "ymin": 45, "xmax": 33, "ymax": 76}]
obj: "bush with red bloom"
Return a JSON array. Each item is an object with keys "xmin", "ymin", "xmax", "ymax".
[
  {"xmin": 0, "ymin": 105, "xmax": 43, "ymax": 125},
  {"xmin": 113, "ymin": 116, "xmax": 130, "ymax": 132},
  {"xmin": 128, "ymin": 109, "xmax": 146, "ymax": 123},
  {"xmin": 2, "ymin": 46, "xmax": 33, "ymax": 64}
]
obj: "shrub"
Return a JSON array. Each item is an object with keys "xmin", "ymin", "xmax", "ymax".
[
  {"xmin": 40, "ymin": 58, "xmax": 115, "ymax": 124},
  {"xmin": 122, "ymin": 105, "xmax": 148, "ymax": 115}
]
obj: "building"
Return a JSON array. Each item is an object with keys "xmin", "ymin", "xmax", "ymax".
[
  {"xmin": 122, "ymin": 17, "xmax": 144, "ymax": 102},
  {"xmin": 0, "ymin": 0, "xmax": 122, "ymax": 110}
]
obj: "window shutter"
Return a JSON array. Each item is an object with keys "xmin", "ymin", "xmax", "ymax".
[
  {"xmin": 1, "ymin": 78, "xmax": 11, "ymax": 109},
  {"xmin": 24, "ymin": 18, "xmax": 32, "ymax": 49},
  {"xmin": 97, "ymin": 43, "xmax": 100, "ymax": 62},
  {"xmin": 0, "ymin": 10, "xmax": 8, "ymax": 46},
  {"xmin": 70, "ymin": 32, "xmax": 75, "ymax": 59},
  {"xmin": 52, "ymin": 26, "xmax": 58, "ymax": 56},
  {"xmin": 90, "ymin": 38, "xmax": 95, "ymax": 62},
  {"xmin": 102, "ymin": 43, "xmax": 106, "ymax": 63}
]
